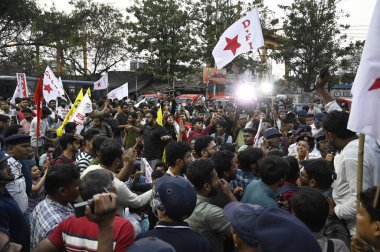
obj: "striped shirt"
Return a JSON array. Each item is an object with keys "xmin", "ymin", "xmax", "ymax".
[{"xmin": 76, "ymin": 151, "xmax": 93, "ymax": 173}]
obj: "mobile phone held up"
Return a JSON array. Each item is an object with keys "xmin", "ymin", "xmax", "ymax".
[{"xmin": 74, "ymin": 199, "xmax": 94, "ymax": 217}]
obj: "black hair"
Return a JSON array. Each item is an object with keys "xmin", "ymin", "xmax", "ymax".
[
  {"xmin": 43, "ymin": 142, "xmax": 55, "ymax": 152},
  {"xmin": 45, "ymin": 163, "xmax": 80, "ymax": 196},
  {"xmin": 237, "ymin": 148, "xmax": 263, "ymax": 172},
  {"xmin": 216, "ymin": 119, "xmax": 228, "ymax": 129},
  {"xmin": 3, "ymin": 125, "xmax": 22, "ymax": 138},
  {"xmin": 243, "ymin": 127, "xmax": 256, "ymax": 136},
  {"xmin": 83, "ymin": 128, "xmax": 100, "ymax": 142},
  {"xmin": 64, "ymin": 122, "xmax": 77, "ymax": 134},
  {"xmin": 129, "ymin": 111, "xmax": 138, "ymax": 119},
  {"xmin": 59, "ymin": 133, "xmax": 76, "ymax": 150},
  {"xmin": 283, "ymin": 156, "xmax": 299, "ymax": 183},
  {"xmin": 194, "ymin": 135, "xmax": 214, "ymax": 156},
  {"xmin": 302, "ymin": 159, "xmax": 335, "ymax": 190},
  {"xmin": 266, "ymin": 149, "xmax": 287, "ymax": 157},
  {"xmin": 322, "ymin": 110, "xmax": 356, "ymax": 139},
  {"xmin": 191, "ymin": 117, "xmax": 204, "ymax": 126},
  {"xmin": 42, "ymin": 106, "xmax": 52, "ymax": 116},
  {"xmin": 100, "ymin": 139, "xmax": 123, "ymax": 166},
  {"xmin": 360, "ymin": 186, "xmax": 380, "ymax": 222},
  {"xmin": 21, "ymin": 108, "xmax": 33, "ymax": 114},
  {"xmin": 291, "ymin": 187, "xmax": 329, "ymax": 232},
  {"xmin": 92, "ymin": 135, "xmax": 109, "ymax": 156},
  {"xmin": 79, "ymin": 169, "xmax": 114, "ymax": 201},
  {"xmin": 212, "ymin": 150, "xmax": 235, "ymax": 178},
  {"xmin": 155, "ymin": 162, "xmax": 166, "ymax": 170},
  {"xmin": 147, "ymin": 110, "xmax": 157, "ymax": 119},
  {"xmin": 219, "ymin": 143, "xmax": 236, "ymax": 153},
  {"xmin": 258, "ymin": 156, "xmax": 287, "ymax": 185},
  {"xmin": 186, "ymin": 158, "xmax": 216, "ymax": 191},
  {"xmin": 152, "ymin": 169, "xmax": 165, "ymax": 180},
  {"xmin": 165, "ymin": 141, "xmax": 192, "ymax": 167}
]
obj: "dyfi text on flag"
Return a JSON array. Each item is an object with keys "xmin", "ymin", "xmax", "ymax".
[
  {"xmin": 212, "ymin": 8, "xmax": 264, "ymax": 69},
  {"xmin": 94, "ymin": 73, "xmax": 109, "ymax": 90},
  {"xmin": 347, "ymin": 0, "xmax": 380, "ymax": 144}
]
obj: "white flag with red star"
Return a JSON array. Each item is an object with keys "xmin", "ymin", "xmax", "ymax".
[
  {"xmin": 107, "ymin": 83, "xmax": 129, "ymax": 100},
  {"xmin": 94, "ymin": 74, "xmax": 108, "ymax": 90},
  {"xmin": 43, "ymin": 66, "xmax": 60, "ymax": 103},
  {"xmin": 11, "ymin": 73, "xmax": 29, "ymax": 103},
  {"xmin": 212, "ymin": 8, "xmax": 264, "ymax": 69},
  {"xmin": 347, "ymin": 0, "xmax": 380, "ymax": 144}
]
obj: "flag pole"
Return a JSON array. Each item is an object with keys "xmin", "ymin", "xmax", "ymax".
[{"xmin": 356, "ymin": 133, "xmax": 365, "ymax": 234}]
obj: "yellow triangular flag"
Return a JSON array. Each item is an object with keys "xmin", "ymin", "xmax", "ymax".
[
  {"xmin": 86, "ymin": 88, "xmax": 91, "ymax": 98},
  {"xmin": 56, "ymin": 89, "xmax": 84, "ymax": 136},
  {"xmin": 156, "ymin": 104, "xmax": 163, "ymax": 126}
]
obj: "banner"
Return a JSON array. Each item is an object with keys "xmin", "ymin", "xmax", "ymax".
[
  {"xmin": 11, "ymin": 73, "xmax": 29, "ymax": 103},
  {"xmin": 43, "ymin": 66, "xmax": 60, "ymax": 102},
  {"xmin": 94, "ymin": 74, "xmax": 108, "ymax": 90},
  {"xmin": 212, "ymin": 8, "xmax": 264, "ymax": 69},
  {"xmin": 56, "ymin": 89, "xmax": 84, "ymax": 136},
  {"xmin": 107, "ymin": 83, "xmax": 129, "ymax": 100},
  {"xmin": 203, "ymin": 68, "xmax": 227, "ymax": 85},
  {"xmin": 69, "ymin": 93, "xmax": 93, "ymax": 134}
]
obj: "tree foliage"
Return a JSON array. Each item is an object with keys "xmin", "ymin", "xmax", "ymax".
[
  {"xmin": 273, "ymin": 0, "xmax": 349, "ymax": 91},
  {"xmin": 126, "ymin": 0, "xmax": 201, "ymax": 83}
]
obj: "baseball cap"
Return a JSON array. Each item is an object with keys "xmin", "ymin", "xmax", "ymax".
[
  {"xmin": 295, "ymin": 125, "xmax": 312, "ymax": 135},
  {"xmin": 254, "ymin": 208, "xmax": 321, "ymax": 252},
  {"xmin": 127, "ymin": 237, "xmax": 175, "ymax": 252},
  {"xmin": 224, "ymin": 202, "xmax": 264, "ymax": 246},
  {"xmin": 287, "ymin": 130, "xmax": 296, "ymax": 137},
  {"xmin": 314, "ymin": 130, "xmax": 326, "ymax": 142},
  {"xmin": 4, "ymin": 134, "xmax": 31, "ymax": 146},
  {"xmin": 263, "ymin": 128, "xmax": 282, "ymax": 139},
  {"xmin": 297, "ymin": 109, "xmax": 308, "ymax": 117},
  {"xmin": 314, "ymin": 113, "xmax": 326, "ymax": 122},
  {"xmin": 155, "ymin": 176, "xmax": 197, "ymax": 220}
]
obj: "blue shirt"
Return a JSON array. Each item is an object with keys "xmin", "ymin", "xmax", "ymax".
[
  {"xmin": 241, "ymin": 180, "xmax": 278, "ymax": 208},
  {"xmin": 230, "ymin": 169, "xmax": 260, "ymax": 190},
  {"xmin": 0, "ymin": 190, "xmax": 30, "ymax": 252}
]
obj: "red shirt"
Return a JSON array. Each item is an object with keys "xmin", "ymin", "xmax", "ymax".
[
  {"xmin": 48, "ymin": 215, "xmax": 134, "ymax": 252},
  {"xmin": 53, "ymin": 154, "xmax": 76, "ymax": 165}
]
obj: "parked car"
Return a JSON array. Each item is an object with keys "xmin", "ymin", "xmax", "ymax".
[
  {"xmin": 175, "ymin": 94, "xmax": 205, "ymax": 106},
  {"xmin": 210, "ymin": 95, "xmax": 236, "ymax": 107}
]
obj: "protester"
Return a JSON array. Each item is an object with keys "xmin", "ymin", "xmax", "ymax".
[
  {"xmin": 164, "ymin": 141, "xmax": 192, "ymax": 176},
  {"xmin": 76, "ymin": 128, "xmax": 100, "ymax": 172},
  {"xmin": 194, "ymin": 135, "xmax": 217, "ymax": 159},
  {"xmin": 30, "ymin": 163, "xmax": 80, "ymax": 248}
]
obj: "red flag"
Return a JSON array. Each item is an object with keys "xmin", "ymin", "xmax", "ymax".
[{"xmin": 34, "ymin": 76, "xmax": 43, "ymax": 138}]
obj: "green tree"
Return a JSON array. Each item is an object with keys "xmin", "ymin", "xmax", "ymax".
[
  {"xmin": 273, "ymin": 0, "xmax": 349, "ymax": 92},
  {"xmin": 337, "ymin": 40, "xmax": 364, "ymax": 84},
  {"xmin": 127, "ymin": 0, "xmax": 200, "ymax": 84}
]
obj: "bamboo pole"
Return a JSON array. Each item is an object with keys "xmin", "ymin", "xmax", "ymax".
[{"xmin": 356, "ymin": 133, "xmax": 365, "ymax": 235}]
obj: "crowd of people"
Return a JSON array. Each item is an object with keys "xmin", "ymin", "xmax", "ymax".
[{"xmin": 1, "ymin": 72, "xmax": 380, "ymax": 252}]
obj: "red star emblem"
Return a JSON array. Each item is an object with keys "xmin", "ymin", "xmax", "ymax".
[
  {"xmin": 44, "ymin": 84, "xmax": 53, "ymax": 94},
  {"xmin": 224, "ymin": 35, "xmax": 241, "ymax": 56},
  {"xmin": 368, "ymin": 78, "xmax": 380, "ymax": 91},
  {"xmin": 97, "ymin": 83, "xmax": 102, "ymax": 87}
]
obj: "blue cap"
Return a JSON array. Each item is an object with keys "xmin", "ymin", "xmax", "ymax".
[
  {"xmin": 297, "ymin": 109, "xmax": 308, "ymax": 117},
  {"xmin": 314, "ymin": 130, "xmax": 326, "ymax": 142},
  {"xmin": 287, "ymin": 130, "xmax": 296, "ymax": 137},
  {"xmin": 224, "ymin": 202, "xmax": 264, "ymax": 246},
  {"xmin": 263, "ymin": 128, "xmax": 282, "ymax": 139},
  {"xmin": 295, "ymin": 125, "xmax": 312, "ymax": 135},
  {"xmin": 127, "ymin": 237, "xmax": 175, "ymax": 252},
  {"xmin": 255, "ymin": 208, "xmax": 321, "ymax": 252},
  {"xmin": 155, "ymin": 176, "xmax": 196, "ymax": 220},
  {"xmin": 314, "ymin": 113, "xmax": 326, "ymax": 122},
  {"xmin": 4, "ymin": 134, "xmax": 31, "ymax": 146}
]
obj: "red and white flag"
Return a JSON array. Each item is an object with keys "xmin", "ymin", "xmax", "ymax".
[
  {"xmin": 94, "ymin": 74, "xmax": 108, "ymax": 90},
  {"xmin": 212, "ymin": 8, "xmax": 264, "ymax": 69},
  {"xmin": 107, "ymin": 83, "xmax": 129, "ymax": 100},
  {"xmin": 347, "ymin": 0, "xmax": 380, "ymax": 144},
  {"xmin": 43, "ymin": 66, "xmax": 60, "ymax": 103},
  {"xmin": 11, "ymin": 73, "xmax": 29, "ymax": 103}
]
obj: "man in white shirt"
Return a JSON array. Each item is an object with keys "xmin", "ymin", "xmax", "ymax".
[{"xmin": 30, "ymin": 107, "xmax": 53, "ymax": 156}]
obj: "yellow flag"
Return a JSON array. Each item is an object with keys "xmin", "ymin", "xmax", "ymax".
[
  {"xmin": 156, "ymin": 105, "xmax": 163, "ymax": 126},
  {"xmin": 56, "ymin": 89, "xmax": 84, "ymax": 136},
  {"xmin": 86, "ymin": 88, "xmax": 91, "ymax": 98}
]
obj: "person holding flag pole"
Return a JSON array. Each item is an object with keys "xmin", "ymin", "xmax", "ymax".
[{"xmin": 56, "ymin": 89, "xmax": 84, "ymax": 136}]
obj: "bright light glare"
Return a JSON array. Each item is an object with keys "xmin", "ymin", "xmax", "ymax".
[
  {"xmin": 261, "ymin": 82, "xmax": 273, "ymax": 94},
  {"xmin": 236, "ymin": 84, "xmax": 256, "ymax": 102}
]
